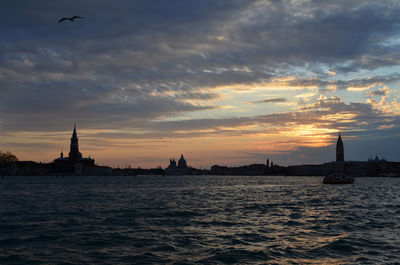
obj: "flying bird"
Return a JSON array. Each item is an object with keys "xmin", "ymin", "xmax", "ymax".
[{"xmin": 58, "ymin": 16, "xmax": 84, "ymax": 23}]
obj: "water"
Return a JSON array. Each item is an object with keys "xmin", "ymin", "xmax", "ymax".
[{"xmin": 1, "ymin": 176, "xmax": 400, "ymax": 264}]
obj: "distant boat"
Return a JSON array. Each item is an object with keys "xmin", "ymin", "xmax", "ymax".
[{"xmin": 323, "ymin": 173, "xmax": 355, "ymax": 184}]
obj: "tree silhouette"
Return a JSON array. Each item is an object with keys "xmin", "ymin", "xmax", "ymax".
[{"xmin": 0, "ymin": 151, "xmax": 18, "ymax": 166}]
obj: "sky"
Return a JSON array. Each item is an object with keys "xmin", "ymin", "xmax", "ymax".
[{"xmin": 1, "ymin": 0, "xmax": 400, "ymax": 168}]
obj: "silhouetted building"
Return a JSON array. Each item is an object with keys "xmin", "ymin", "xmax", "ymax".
[
  {"xmin": 210, "ymin": 163, "xmax": 279, "ymax": 175},
  {"xmin": 178, "ymin": 154, "xmax": 187, "ymax": 168},
  {"xmin": 68, "ymin": 124, "xmax": 82, "ymax": 164},
  {"xmin": 336, "ymin": 133, "xmax": 344, "ymax": 162},
  {"xmin": 7, "ymin": 161, "xmax": 54, "ymax": 176},
  {"xmin": 169, "ymin": 158, "xmax": 177, "ymax": 168},
  {"xmin": 54, "ymin": 125, "xmax": 111, "ymax": 175},
  {"xmin": 165, "ymin": 154, "xmax": 193, "ymax": 175}
]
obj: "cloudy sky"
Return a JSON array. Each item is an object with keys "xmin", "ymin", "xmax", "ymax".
[{"xmin": 1, "ymin": 0, "xmax": 400, "ymax": 168}]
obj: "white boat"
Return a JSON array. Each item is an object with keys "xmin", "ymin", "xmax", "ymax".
[{"xmin": 323, "ymin": 174, "xmax": 355, "ymax": 184}]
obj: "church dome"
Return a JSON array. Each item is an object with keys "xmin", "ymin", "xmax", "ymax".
[{"xmin": 178, "ymin": 154, "xmax": 187, "ymax": 168}]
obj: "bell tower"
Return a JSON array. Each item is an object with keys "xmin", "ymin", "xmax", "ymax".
[
  {"xmin": 69, "ymin": 124, "xmax": 80, "ymax": 163},
  {"xmin": 336, "ymin": 133, "xmax": 344, "ymax": 162}
]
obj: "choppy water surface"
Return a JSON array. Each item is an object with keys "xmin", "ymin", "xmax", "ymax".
[{"xmin": 1, "ymin": 176, "xmax": 400, "ymax": 264}]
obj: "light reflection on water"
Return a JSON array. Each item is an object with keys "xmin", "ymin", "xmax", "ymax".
[{"xmin": 0, "ymin": 175, "xmax": 400, "ymax": 264}]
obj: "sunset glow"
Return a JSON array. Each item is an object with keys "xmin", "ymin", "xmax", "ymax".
[{"xmin": 1, "ymin": 1, "xmax": 400, "ymax": 167}]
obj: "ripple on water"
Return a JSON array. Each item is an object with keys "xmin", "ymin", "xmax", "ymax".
[{"xmin": 0, "ymin": 176, "xmax": 400, "ymax": 264}]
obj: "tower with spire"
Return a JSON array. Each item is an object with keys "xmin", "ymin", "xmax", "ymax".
[
  {"xmin": 54, "ymin": 125, "xmax": 101, "ymax": 175},
  {"xmin": 68, "ymin": 124, "xmax": 82, "ymax": 164},
  {"xmin": 336, "ymin": 133, "xmax": 344, "ymax": 162}
]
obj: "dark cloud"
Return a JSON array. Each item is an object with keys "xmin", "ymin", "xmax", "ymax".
[
  {"xmin": 123, "ymin": 96, "xmax": 398, "ymax": 138},
  {"xmin": 286, "ymin": 75, "xmax": 400, "ymax": 90},
  {"xmin": 366, "ymin": 87, "xmax": 390, "ymax": 96},
  {"xmin": 252, "ymin": 98, "xmax": 287, "ymax": 104},
  {"xmin": 0, "ymin": 94, "xmax": 214, "ymax": 132}
]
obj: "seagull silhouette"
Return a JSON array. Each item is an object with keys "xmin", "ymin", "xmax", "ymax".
[{"xmin": 58, "ymin": 16, "xmax": 84, "ymax": 23}]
